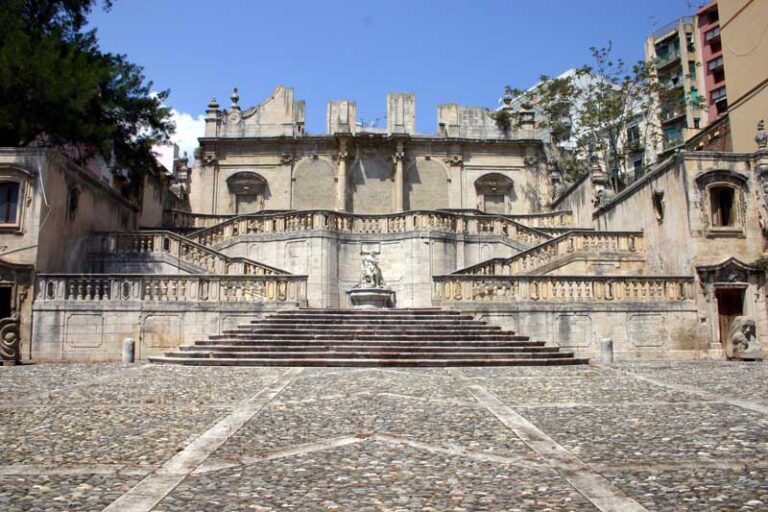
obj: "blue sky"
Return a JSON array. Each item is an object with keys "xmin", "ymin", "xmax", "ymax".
[{"xmin": 89, "ymin": 0, "xmax": 697, "ymax": 154}]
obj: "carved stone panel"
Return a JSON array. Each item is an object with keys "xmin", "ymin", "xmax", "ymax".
[
  {"xmin": 65, "ymin": 313, "xmax": 104, "ymax": 349},
  {"xmin": 553, "ymin": 314, "xmax": 591, "ymax": 348},
  {"xmin": 627, "ymin": 314, "xmax": 667, "ymax": 347},
  {"xmin": 142, "ymin": 315, "xmax": 181, "ymax": 349}
]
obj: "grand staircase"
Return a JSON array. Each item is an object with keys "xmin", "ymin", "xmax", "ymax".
[{"xmin": 149, "ymin": 309, "xmax": 588, "ymax": 366}]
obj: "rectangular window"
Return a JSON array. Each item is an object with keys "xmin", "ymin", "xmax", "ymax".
[
  {"xmin": 710, "ymin": 187, "xmax": 734, "ymax": 227},
  {"xmin": 688, "ymin": 61, "xmax": 697, "ymax": 77},
  {"xmin": 0, "ymin": 182, "xmax": 20, "ymax": 224}
]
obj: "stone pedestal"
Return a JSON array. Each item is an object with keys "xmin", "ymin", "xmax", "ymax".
[{"xmin": 346, "ymin": 288, "xmax": 396, "ymax": 309}]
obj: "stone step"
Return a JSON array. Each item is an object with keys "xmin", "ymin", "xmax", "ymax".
[
  {"xmin": 148, "ymin": 356, "xmax": 591, "ymax": 367},
  {"xmin": 250, "ymin": 319, "xmax": 487, "ymax": 326},
  {"xmin": 152, "ymin": 308, "xmax": 586, "ymax": 367},
  {"xmin": 193, "ymin": 339, "xmax": 546, "ymax": 348},
  {"xmin": 166, "ymin": 350, "xmax": 576, "ymax": 360},
  {"xmin": 181, "ymin": 344, "xmax": 559, "ymax": 353},
  {"xmin": 207, "ymin": 333, "xmax": 531, "ymax": 341},
  {"xmin": 222, "ymin": 327, "xmax": 506, "ymax": 335}
]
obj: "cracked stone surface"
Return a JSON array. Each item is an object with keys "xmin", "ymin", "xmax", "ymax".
[{"xmin": 1, "ymin": 360, "xmax": 767, "ymax": 511}]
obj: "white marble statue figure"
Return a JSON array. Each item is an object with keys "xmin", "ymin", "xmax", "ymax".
[
  {"xmin": 358, "ymin": 254, "xmax": 385, "ymax": 289},
  {"xmin": 726, "ymin": 316, "xmax": 763, "ymax": 360}
]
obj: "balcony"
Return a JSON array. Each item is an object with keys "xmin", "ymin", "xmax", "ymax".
[
  {"xmin": 663, "ymin": 132, "xmax": 685, "ymax": 150},
  {"xmin": 656, "ymin": 51, "xmax": 681, "ymax": 70},
  {"xmin": 661, "ymin": 107, "xmax": 686, "ymax": 124}
]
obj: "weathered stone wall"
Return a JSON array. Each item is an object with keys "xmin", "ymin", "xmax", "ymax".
[{"xmin": 191, "ymin": 137, "xmax": 551, "ymax": 216}]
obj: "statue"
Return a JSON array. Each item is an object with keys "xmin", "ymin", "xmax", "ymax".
[
  {"xmin": 347, "ymin": 253, "xmax": 395, "ymax": 308},
  {"xmin": 726, "ymin": 316, "xmax": 763, "ymax": 360},
  {"xmin": 358, "ymin": 254, "xmax": 385, "ymax": 289}
]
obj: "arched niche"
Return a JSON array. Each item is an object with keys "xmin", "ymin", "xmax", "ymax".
[
  {"xmin": 293, "ymin": 158, "xmax": 335, "ymax": 210},
  {"xmin": 474, "ymin": 173, "xmax": 515, "ymax": 214},
  {"xmin": 227, "ymin": 172, "xmax": 267, "ymax": 214}
]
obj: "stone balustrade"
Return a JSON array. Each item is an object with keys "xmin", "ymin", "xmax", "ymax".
[
  {"xmin": 433, "ymin": 275, "xmax": 693, "ymax": 303},
  {"xmin": 186, "ymin": 210, "xmax": 550, "ymax": 248},
  {"xmin": 501, "ymin": 211, "xmax": 574, "ymax": 228},
  {"xmin": 90, "ymin": 231, "xmax": 289, "ymax": 276},
  {"xmin": 455, "ymin": 231, "xmax": 645, "ymax": 276},
  {"xmin": 36, "ymin": 274, "xmax": 307, "ymax": 303}
]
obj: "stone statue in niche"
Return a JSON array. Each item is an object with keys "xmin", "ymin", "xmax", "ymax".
[
  {"xmin": 726, "ymin": 316, "xmax": 763, "ymax": 360},
  {"xmin": 358, "ymin": 253, "xmax": 385, "ymax": 289}
]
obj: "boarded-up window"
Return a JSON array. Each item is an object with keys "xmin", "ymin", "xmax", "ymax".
[{"xmin": 484, "ymin": 194, "xmax": 505, "ymax": 214}]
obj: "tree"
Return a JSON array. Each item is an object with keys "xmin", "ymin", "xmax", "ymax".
[
  {"xmin": 506, "ymin": 43, "xmax": 682, "ymax": 189},
  {"xmin": 0, "ymin": 0, "xmax": 173, "ymax": 196}
]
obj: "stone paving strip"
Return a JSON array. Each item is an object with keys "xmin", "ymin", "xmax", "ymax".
[
  {"xmin": 619, "ymin": 366, "xmax": 768, "ymax": 415},
  {"xmin": 102, "ymin": 367, "xmax": 303, "ymax": 512},
  {"xmin": 0, "ymin": 464, "xmax": 154, "ymax": 477},
  {"xmin": 449, "ymin": 368, "xmax": 648, "ymax": 512}
]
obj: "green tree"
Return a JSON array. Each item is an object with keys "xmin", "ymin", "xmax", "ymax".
[
  {"xmin": 0, "ymin": 0, "xmax": 173, "ymax": 196},
  {"xmin": 506, "ymin": 43, "xmax": 680, "ymax": 189}
]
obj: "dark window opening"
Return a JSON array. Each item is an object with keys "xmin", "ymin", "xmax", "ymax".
[
  {"xmin": 0, "ymin": 287, "xmax": 11, "ymax": 319},
  {"xmin": 0, "ymin": 182, "xmax": 19, "ymax": 224},
  {"xmin": 710, "ymin": 186, "xmax": 735, "ymax": 227}
]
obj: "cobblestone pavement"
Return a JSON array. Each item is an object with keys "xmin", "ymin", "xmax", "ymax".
[{"xmin": 1, "ymin": 361, "xmax": 767, "ymax": 511}]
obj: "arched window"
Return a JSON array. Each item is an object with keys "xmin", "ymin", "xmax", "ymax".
[{"xmin": 0, "ymin": 182, "xmax": 20, "ymax": 225}]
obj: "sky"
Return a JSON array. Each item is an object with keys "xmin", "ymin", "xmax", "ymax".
[{"xmin": 88, "ymin": 0, "xmax": 699, "ymax": 158}]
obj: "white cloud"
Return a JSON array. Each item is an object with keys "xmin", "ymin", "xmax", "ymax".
[{"xmin": 169, "ymin": 109, "xmax": 205, "ymax": 162}]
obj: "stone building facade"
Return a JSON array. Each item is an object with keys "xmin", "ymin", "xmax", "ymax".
[{"xmin": 2, "ymin": 86, "xmax": 767, "ymax": 364}]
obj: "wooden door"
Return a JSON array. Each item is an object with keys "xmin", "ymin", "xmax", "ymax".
[{"xmin": 715, "ymin": 288, "xmax": 744, "ymax": 346}]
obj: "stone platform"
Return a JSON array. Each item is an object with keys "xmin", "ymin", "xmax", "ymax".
[
  {"xmin": 1, "ymin": 361, "xmax": 767, "ymax": 510},
  {"xmin": 150, "ymin": 308, "xmax": 587, "ymax": 366}
]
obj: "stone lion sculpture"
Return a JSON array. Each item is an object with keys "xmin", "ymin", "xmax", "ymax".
[
  {"xmin": 358, "ymin": 254, "xmax": 385, "ymax": 289},
  {"xmin": 726, "ymin": 316, "xmax": 763, "ymax": 360}
]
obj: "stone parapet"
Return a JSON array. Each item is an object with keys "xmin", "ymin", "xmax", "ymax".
[
  {"xmin": 433, "ymin": 275, "xmax": 693, "ymax": 303},
  {"xmin": 36, "ymin": 274, "xmax": 307, "ymax": 304},
  {"xmin": 454, "ymin": 231, "xmax": 645, "ymax": 276},
  {"xmin": 89, "ymin": 231, "xmax": 290, "ymax": 276},
  {"xmin": 186, "ymin": 210, "xmax": 550, "ymax": 249}
]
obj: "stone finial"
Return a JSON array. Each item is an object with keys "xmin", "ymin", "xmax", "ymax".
[
  {"xmin": 207, "ymin": 97, "xmax": 220, "ymax": 111},
  {"xmin": 756, "ymin": 120, "xmax": 767, "ymax": 150},
  {"xmin": 502, "ymin": 91, "xmax": 513, "ymax": 109},
  {"xmin": 230, "ymin": 88, "xmax": 240, "ymax": 110}
]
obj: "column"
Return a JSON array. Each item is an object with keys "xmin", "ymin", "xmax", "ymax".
[
  {"xmin": 336, "ymin": 138, "xmax": 348, "ymax": 211},
  {"xmin": 393, "ymin": 139, "xmax": 405, "ymax": 211}
]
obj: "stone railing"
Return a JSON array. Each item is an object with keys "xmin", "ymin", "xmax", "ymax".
[
  {"xmin": 36, "ymin": 274, "xmax": 307, "ymax": 304},
  {"xmin": 89, "ymin": 231, "xmax": 290, "ymax": 276},
  {"xmin": 187, "ymin": 210, "xmax": 551, "ymax": 248},
  {"xmin": 454, "ymin": 231, "xmax": 645, "ymax": 276},
  {"xmin": 433, "ymin": 275, "xmax": 693, "ymax": 303},
  {"xmin": 501, "ymin": 211, "xmax": 574, "ymax": 228},
  {"xmin": 163, "ymin": 210, "xmax": 235, "ymax": 229}
]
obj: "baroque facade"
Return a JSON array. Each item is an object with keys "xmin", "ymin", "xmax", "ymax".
[{"xmin": 1, "ymin": 85, "xmax": 767, "ymax": 364}]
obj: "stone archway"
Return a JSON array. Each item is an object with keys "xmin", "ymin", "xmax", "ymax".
[
  {"xmin": 474, "ymin": 173, "xmax": 515, "ymax": 214},
  {"xmin": 227, "ymin": 172, "xmax": 267, "ymax": 214}
]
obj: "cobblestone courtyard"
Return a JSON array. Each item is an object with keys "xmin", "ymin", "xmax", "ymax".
[{"xmin": 1, "ymin": 362, "xmax": 767, "ymax": 511}]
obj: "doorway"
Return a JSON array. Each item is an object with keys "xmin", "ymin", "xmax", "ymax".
[{"xmin": 715, "ymin": 287, "xmax": 744, "ymax": 346}]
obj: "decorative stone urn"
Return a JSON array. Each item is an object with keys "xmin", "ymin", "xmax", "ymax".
[{"xmin": 346, "ymin": 254, "xmax": 396, "ymax": 309}]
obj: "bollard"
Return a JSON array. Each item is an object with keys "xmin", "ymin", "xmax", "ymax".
[
  {"xmin": 122, "ymin": 338, "xmax": 136, "ymax": 363},
  {"xmin": 600, "ymin": 338, "xmax": 614, "ymax": 364}
]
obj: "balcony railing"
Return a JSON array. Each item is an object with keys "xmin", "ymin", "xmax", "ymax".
[
  {"xmin": 663, "ymin": 133, "xmax": 685, "ymax": 150},
  {"xmin": 656, "ymin": 51, "xmax": 681, "ymax": 69}
]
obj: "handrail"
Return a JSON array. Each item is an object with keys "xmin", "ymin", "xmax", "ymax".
[
  {"xmin": 89, "ymin": 231, "xmax": 291, "ymax": 276},
  {"xmin": 453, "ymin": 230, "xmax": 645, "ymax": 276},
  {"xmin": 434, "ymin": 274, "xmax": 693, "ymax": 303},
  {"xmin": 180, "ymin": 209, "xmax": 552, "ymax": 249},
  {"xmin": 35, "ymin": 273, "xmax": 307, "ymax": 303}
]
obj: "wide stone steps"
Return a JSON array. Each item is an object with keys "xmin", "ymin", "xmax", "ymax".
[{"xmin": 150, "ymin": 308, "xmax": 588, "ymax": 367}]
